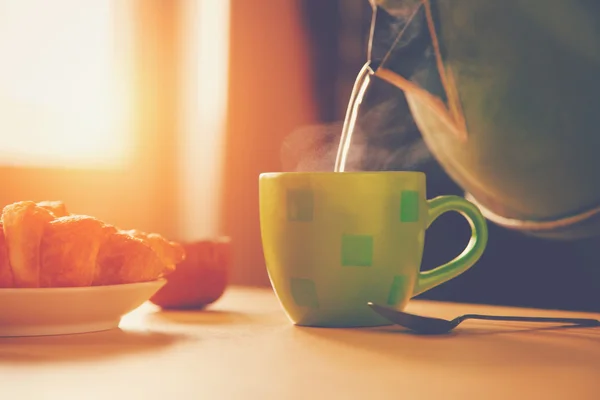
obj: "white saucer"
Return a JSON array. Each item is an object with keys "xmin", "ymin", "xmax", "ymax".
[{"xmin": 0, "ymin": 279, "xmax": 166, "ymax": 337}]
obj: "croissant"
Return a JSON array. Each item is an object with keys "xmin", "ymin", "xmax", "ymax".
[
  {"xmin": 122, "ymin": 229, "xmax": 185, "ymax": 267},
  {"xmin": 0, "ymin": 200, "xmax": 183, "ymax": 288},
  {"xmin": 36, "ymin": 200, "xmax": 69, "ymax": 218},
  {"xmin": 2, "ymin": 201, "xmax": 55, "ymax": 287},
  {"xmin": 93, "ymin": 229, "xmax": 171, "ymax": 286},
  {"xmin": 39, "ymin": 215, "xmax": 105, "ymax": 287}
]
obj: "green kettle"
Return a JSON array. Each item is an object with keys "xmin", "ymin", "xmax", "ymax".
[{"xmin": 369, "ymin": 0, "xmax": 600, "ymax": 239}]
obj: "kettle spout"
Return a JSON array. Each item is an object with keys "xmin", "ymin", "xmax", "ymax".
[{"xmin": 367, "ymin": 0, "xmax": 468, "ymax": 142}]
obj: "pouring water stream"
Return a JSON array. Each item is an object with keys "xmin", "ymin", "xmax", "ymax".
[{"xmin": 333, "ymin": 62, "xmax": 374, "ymax": 172}]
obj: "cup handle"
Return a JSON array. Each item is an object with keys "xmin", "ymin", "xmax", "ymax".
[{"xmin": 412, "ymin": 195, "xmax": 488, "ymax": 297}]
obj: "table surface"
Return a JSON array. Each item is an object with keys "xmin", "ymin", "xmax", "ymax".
[{"xmin": 1, "ymin": 286, "xmax": 599, "ymax": 400}]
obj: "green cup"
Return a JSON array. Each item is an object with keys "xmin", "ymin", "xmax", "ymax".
[{"xmin": 259, "ymin": 172, "xmax": 488, "ymax": 327}]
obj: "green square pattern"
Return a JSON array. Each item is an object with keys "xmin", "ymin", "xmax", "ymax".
[
  {"xmin": 290, "ymin": 278, "xmax": 319, "ymax": 308},
  {"xmin": 400, "ymin": 190, "xmax": 419, "ymax": 222},
  {"xmin": 341, "ymin": 235, "xmax": 373, "ymax": 267},
  {"xmin": 287, "ymin": 189, "xmax": 314, "ymax": 222},
  {"xmin": 387, "ymin": 275, "xmax": 406, "ymax": 305}
]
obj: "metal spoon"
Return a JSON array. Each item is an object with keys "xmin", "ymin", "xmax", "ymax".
[{"xmin": 367, "ymin": 302, "xmax": 600, "ymax": 335}]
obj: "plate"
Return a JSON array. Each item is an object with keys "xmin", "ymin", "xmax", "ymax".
[{"xmin": 0, "ymin": 279, "xmax": 166, "ymax": 337}]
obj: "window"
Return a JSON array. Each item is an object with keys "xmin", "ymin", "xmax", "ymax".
[{"xmin": 0, "ymin": 0, "xmax": 131, "ymax": 168}]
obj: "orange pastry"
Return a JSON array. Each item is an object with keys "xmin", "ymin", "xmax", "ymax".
[
  {"xmin": 2, "ymin": 201, "xmax": 55, "ymax": 287},
  {"xmin": 93, "ymin": 230, "xmax": 174, "ymax": 286},
  {"xmin": 150, "ymin": 239, "xmax": 230, "ymax": 309},
  {"xmin": 36, "ymin": 201, "xmax": 69, "ymax": 218},
  {"xmin": 39, "ymin": 215, "xmax": 105, "ymax": 287},
  {"xmin": 0, "ymin": 223, "xmax": 13, "ymax": 288}
]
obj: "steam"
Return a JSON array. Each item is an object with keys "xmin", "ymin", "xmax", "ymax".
[
  {"xmin": 281, "ymin": 1, "xmax": 434, "ymax": 173},
  {"xmin": 280, "ymin": 122, "xmax": 341, "ymax": 172},
  {"xmin": 281, "ymin": 93, "xmax": 432, "ymax": 173}
]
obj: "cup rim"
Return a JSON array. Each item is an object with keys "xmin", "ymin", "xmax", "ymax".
[{"xmin": 260, "ymin": 171, "xmax": 426, "ymax": 179}]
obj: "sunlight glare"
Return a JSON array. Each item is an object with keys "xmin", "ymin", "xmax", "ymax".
[
  {"xmin": 0, "ymin": 0, "xmax": 130, "ymax": 167},
  {"xmin": 178, "ymin": 0, "xmax": 230, "ymax": 239}
]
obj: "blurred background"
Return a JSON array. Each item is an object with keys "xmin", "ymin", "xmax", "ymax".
[{"xmin": 2, "ymin": 0, "xmax": 599, "ymax": 312}]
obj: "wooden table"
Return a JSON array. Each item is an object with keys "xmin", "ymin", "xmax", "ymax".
[{"xmin": 1, "ymin": 287, "xmax": 599, "ymax": 400}]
